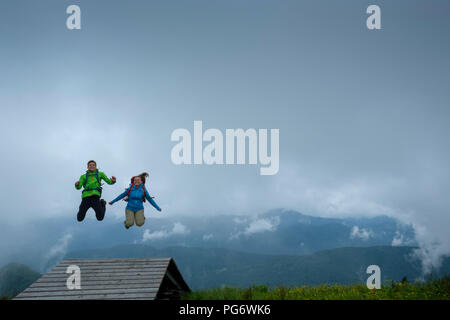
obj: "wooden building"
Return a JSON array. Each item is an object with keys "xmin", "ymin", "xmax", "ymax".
[{"xmin": 14, "ymin": 257, "xmax": 190, "ymax": 300}]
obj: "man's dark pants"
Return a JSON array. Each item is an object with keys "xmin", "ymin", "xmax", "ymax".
[{"xmin": 77, "ymin": 195, "xmax": 106, "ymax": 221}]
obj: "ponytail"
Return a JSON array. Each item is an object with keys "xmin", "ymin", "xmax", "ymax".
[{"xmin": 139, "ymin": 172, "xmax": 149, "ymax": 184}]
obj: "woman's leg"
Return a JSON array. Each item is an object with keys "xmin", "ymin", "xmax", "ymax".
[
  {"xmin": 124, "ymin": 209, "xmax": 135, "ymax": 228},
  {"xmin": 135, "ymin": 210, "xmax": 146, "ymax": 227}
]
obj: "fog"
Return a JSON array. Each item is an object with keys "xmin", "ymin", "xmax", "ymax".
[{"xmin": 0, "ymin": 0, "xmax": 449, "ymax": 274}]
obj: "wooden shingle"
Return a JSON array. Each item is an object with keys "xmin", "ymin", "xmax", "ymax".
[{"xmin": 14, "ymin": 258, "xmax": 190, "ymax": 300}]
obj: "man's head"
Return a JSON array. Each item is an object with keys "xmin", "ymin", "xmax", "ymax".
[{"xmin": 87, "ymin": 160, "xmax": 97, "ymax": 172}]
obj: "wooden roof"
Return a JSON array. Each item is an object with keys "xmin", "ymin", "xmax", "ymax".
[{"xmin": 14, "ymin": 258, "xmax": 190, "ymax": 300}]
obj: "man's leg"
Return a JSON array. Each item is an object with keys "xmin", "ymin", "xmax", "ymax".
[
  {"xmin": 77, "ymin": 197, "xmax": 91, "ymax": 222},
  {"xmin": 91, "ymin": 195, "xmax": 106, "ymax": 221}
]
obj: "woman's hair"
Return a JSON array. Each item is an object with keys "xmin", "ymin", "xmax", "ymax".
[{"xmin": 134, "ymin": 172, "xmax": 149, "ymax": 184}]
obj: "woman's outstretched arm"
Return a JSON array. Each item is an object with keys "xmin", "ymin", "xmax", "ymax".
[
  {"xmin": 144, "ymin": 188, "xmax": 161, "ymax": 211},
  {"xmin": 109, "ymin": 189, "xmax": 129, "ymax": 204}
]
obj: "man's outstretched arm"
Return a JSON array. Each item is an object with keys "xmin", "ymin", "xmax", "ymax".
[
  {"xmin": 75, "ymin": 174, "xmax": 86, "ymax": 190},
  {"xmin": 100, "ymin": 171, "xmax": 116, "ymax": 185}
]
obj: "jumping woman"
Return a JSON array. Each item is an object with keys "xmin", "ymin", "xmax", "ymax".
[{"xmin": 109, "ymin": 172, "xmax": 162, "ymax": 229}]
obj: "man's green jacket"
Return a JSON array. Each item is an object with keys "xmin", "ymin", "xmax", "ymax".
[{"xmin": 75, "ymin": 169, "xmax": 115, "ymax": 198}]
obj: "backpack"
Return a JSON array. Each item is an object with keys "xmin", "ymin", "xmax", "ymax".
[
  {"xmin": 123, "ymin": 176, "xmax": 154, "ymax": 203},
  {"xmin": 83, "ymin": 170, "xmax": 103, "ymax": 196}
]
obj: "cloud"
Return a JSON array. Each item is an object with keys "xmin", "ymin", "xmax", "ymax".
[
  {"xmin": 1, "ymin": 0, "xmax": 449, "ymax": 280},
  {"xmin": 202, "ymin": 233, "xmax": 214, "ymax": 240},
  {"xmin": 391, "ymin": 231, "xmax": 404, "ymax": 246},
  {"xmin": 391, "ymin": 230, "xmax": 416, "ymax": 247},
  {"xmin": 350, "ymin": 226, "xmax": 374, "ymax": 241},
  {"xmin": 233, "ymin": 217, "xmax": 247, "ymax": 224},
  {"xmin": 273, "ymin": 160, "xmax": 450, "ymax": 275},
  {"xmin": 411, "ymin": 245, "xmax": 449, "ymax": 278},
  {"xmin": 40, "ymin": 232, "xmax": 73, "ymax": 271},
  {"xmin": 409, "ymin": 222, "xmax": 450, "ymax": 277},
  {"xmin": 46, "ymin": 233, "xmax": 73, "ymax": 259},
  {"xmin": 142, "ymin": 222, "xmax": 189, "ymax": 241},
  {"xmin": 230, "ymin": 216, "xmax": 280, "ymax": 239},
  {"xmin": 244, "ymin": 217, "xmax": 280, "ymax": 235}
]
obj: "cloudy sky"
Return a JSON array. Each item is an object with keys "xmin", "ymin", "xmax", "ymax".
[{"xmin": 0, "ymin": 1, "xmax": 449, "ymax": 269}]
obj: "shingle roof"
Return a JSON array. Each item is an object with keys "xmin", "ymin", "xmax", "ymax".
[{"xmin": 14, "ymin": 257, "xmax": 190, "ymax": 300}]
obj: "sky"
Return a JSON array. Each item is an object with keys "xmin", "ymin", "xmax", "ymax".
[{"xmin": 0, "ymin": 1, "xmax": 449, "ymax": 272}]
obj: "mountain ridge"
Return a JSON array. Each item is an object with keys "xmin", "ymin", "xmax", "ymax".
[{"xmin": 0, "ymin": 208, "xmax": 418, "ymax": 274}]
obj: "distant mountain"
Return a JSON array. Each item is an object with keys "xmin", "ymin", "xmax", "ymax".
[
  {"xmin": 0, "ymin": 209, "xmax": 417, "ymax": 274},
  {"xmin": 0, "ymin": 263, "xmax": 41, "ymax": 299},
  {"xmin": 65, "ymin": 244, "xmax": 448, "ymax": 290},
  {"xmin": 61, "ymin": 208, "xmax": 416, "ymax": 256},
  {"xmin": 217, "ymin": 209, "xmax": 417, "ymax": 255}
]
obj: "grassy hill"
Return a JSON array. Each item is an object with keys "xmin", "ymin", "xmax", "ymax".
[
  {"xmin": 0, "ymin": 263, "xmax": 41, "ymax": 299},
  {"xmin": 182, "ymin": 275, "xmax": 450, "ymax": 300}
]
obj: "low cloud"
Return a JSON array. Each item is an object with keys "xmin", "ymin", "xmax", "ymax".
[
  {"xmin": 409, "ymin": 222, "xmax": 450, "ymax": 277},
  {"xmin": 391, "ymin": 230, "xmax": 415, "ymax": 247},
  {"xmin": 411, "ymin": 245, "xmax": 448, "ymax": 278},
  {"xmin": 230, "ymin": 216, "xmax": 280, "ymax": 239},
  {"xmin": 202, "ymin": 233, "xmax": 214, "ymax": 240},
  {"xmin": 350, "ymin": 226, "xmax": 374, "ymax": 241},
  {"xmin": 392, "ymin": 232, "xmax": 404, "ymax": 246},
  {"xmin": 233, "ymin": 217, "xmax": 247, "ymax": 224},
  {"xmin": 41, "ymin": 232, "xmax": 73, "ymax": 271},
  {"xmin": 274, "ymin": 157, "xmax": 450, "ymax": 276},
  {"xmin": 142, "ymin": 222, "xmax": 189, "ymax": 241},
  {"xmin": 46, "ymin": 233, "xmax": 73, "ymax": 259},
  {"xmin": 244, "ymin": 217, "xmax": 280, "ymax": 235}
]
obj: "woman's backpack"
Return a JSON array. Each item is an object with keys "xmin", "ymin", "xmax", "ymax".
[{"xmin": 123, "ymin": 176, "xmax": 154, "ymax": 203}]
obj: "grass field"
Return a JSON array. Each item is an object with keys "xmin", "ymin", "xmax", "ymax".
[{"xmin": 182, "ymin": 275, "xmax": 450, "ymax": 300}]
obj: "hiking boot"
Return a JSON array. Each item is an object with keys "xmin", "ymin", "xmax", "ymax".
[{"xmin": 124, "ymin": 221, "xmax": 130, "ymax": 230}]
